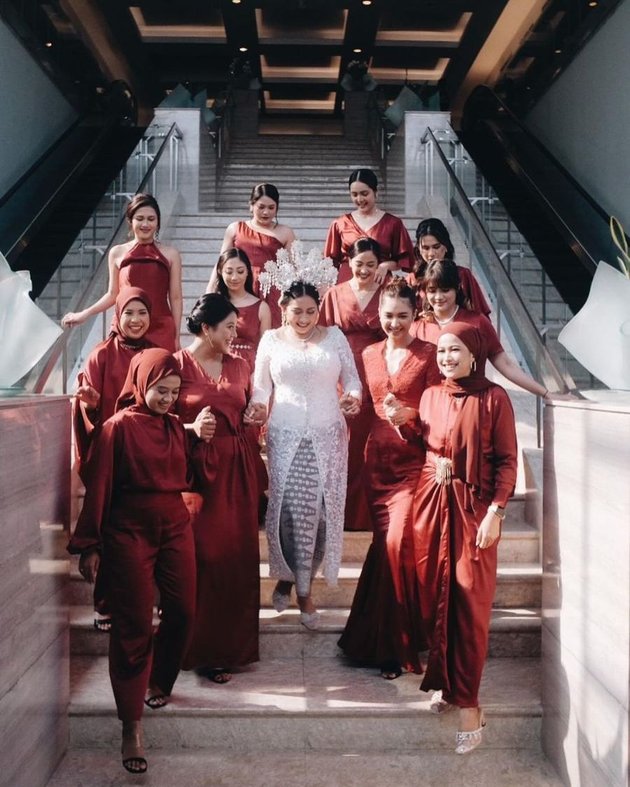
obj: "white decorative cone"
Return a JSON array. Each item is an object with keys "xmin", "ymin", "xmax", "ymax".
[
  {"xmin": 0, "ymin": 254, "xmax": 63, "ymax": 388},
  {"xmin": 558, "ymin": 262, "xmax": 630, "ymax": 390}
]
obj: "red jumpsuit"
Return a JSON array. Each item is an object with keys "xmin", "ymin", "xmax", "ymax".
[
  {"xmin": 324, "ymin": 212, "xmax": 414, "ymax": 282},
  {"xmin": 338, "ymin": 338, "xmax": 440, "ymax": 671},
  {"xmin": 174, "ymin": 350, "xmax": 261, "ymax": 670},
  {"xmin": 320, "ymin": 281, "xmax": 384, "ymax": 531},
  {"xmin": 68, "ymin": 350, "xmax": 196, "ymax": 722}
]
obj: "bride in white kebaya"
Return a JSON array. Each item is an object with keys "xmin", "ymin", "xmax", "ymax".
[{"xmin": 245, "ymin": 244, "xmax": 361, "ymax": 629}]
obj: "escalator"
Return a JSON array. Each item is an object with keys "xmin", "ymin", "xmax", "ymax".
[
  {"xmin": 460, "ymin": 85, "xmax": 618, "ymax": 315},
  {"xmin": 0, "ymin": 84, "xmax": 145, "ymax": 297}
]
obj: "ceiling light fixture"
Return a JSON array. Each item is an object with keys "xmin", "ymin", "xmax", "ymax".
[
  {"xmin": 45, "ymin": 41, "xmax": 53, "ymax": 47},
  {"xmin": 554, "ymin": 48, "xmax": 562, "ymax": 54},
  {"xmin": 239, "ymin": 46, "xmax": 248, "ymax": 52},
  {"xmin": 353, "ymin": 48, "xmax": 362, "ymax": 53},
  {"xmin": 232, "ymin": 0, "xmax": 242, "ymax": 4},
  {"xmin": 362, "ymin": 0, "xmax": 372, "ymax": 5},
  {"xmin": 588, "ymin": 1, "xmax": 598, "ymax": 6}
]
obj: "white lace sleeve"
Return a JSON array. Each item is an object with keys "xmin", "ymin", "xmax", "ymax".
[
  {"xmin": 332, "ymin": 326, "xmax": 362, "ymax": 399},
  {"xmin": 251, "ymin": 330, "xmax": 274, "ymax": 406}
]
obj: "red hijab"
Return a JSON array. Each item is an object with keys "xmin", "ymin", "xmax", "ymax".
[
  {"xmin": 116, "ymin": 348, "xmax": 181, "ymax": 413},
  {"xmin": 111, "ymin": 287, "xmax": 152, "ymax": 346},
  {"xmin": 439, "ymin": 322, "xmax": 493, "ymax": 502}
]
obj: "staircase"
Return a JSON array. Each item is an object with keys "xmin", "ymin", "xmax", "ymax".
[{"xmin": 48, "ymin": 127, "xmax": 561, "ymax": 785}]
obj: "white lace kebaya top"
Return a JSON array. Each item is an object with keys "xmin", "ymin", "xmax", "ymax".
[{"xmin": 252, "ymin": 326, "xmax": 362, "ymax": 585}]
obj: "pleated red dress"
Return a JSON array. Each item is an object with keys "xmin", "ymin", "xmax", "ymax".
[
  {"xmin": 174, "ymin": 349, "xmax": 261, "ymax": 669},
  {"xmin": 68, "ymin": 349, "xmax": 196, "ymax": 723},
  {"xmin": 338, "ymin": 338, "xmax": 440, "ymax": 671},
  {"xmin": 320, "ymin": 281, "xmax": 384, "ymax": 531},
  {"xmin": 232, "ymin": 221, "xmax": 285, "ymax": 327},
  {"xmin": 116, "ymin": 242, "xmax": 177, "ymax": 350},
  {"xmin": 412, "ymin": 359, "xmax": 517, "ymax": 707},
  {"xmin": 324, "ymin": 212, "xmax": 414, "ymax": 282}
]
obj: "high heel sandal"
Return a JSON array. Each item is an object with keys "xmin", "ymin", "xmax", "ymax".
[
  {"xmin": 429, "ymin": 690, "xmax": 453, "ymax": 714},
  {"xmin": 299, "ymin": 610, "xmax": 320, "ymax": 630},
  {"xmin": 272, "ymin": 586, "xmax": 291, "ymax": 613},
  {"xmin": 121, "ymin": 728, "xmax": 147, "ymax": 774},
  {"xmin": 455, "ymin": 708, "xmax": 486, "ymax": 755}
]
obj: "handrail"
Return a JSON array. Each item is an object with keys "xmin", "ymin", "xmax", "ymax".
[
  {"xmin": 423, "ymin": 126, "xmax": 573, "ymax": 395},
  {"xmin": 29, "ymin": 123, "xmax": 182, "ymax": 395},
  {"xmin": 464, "ymin": 86, "xmax": 620, "ymax": 277}
]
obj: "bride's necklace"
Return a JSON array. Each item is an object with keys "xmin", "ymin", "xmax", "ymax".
[
  {"xmin": 434, "ymin": 305, "xmax": 459, "ymax": 326},
  {"xmin": 289, "ymin": 325, "xmax": 319, "ymax": 345}
]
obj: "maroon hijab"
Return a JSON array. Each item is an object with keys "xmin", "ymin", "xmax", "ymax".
[
  {"xmin": 111, "ymin": 286, "xmax": 152, "ymax": 346},
  {"xmin": 439, "ymin": 322, "xmax": 493, "ymax": 502},
  {"xmin": 116, "ymin": 348, "xmax": 180, "ymax": 413}
]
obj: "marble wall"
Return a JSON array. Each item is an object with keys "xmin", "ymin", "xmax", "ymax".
[
  {"xmin": 542, "ymin": 398, "xmax": 630, "ymax": 786},
  {"xmin": 0, "ymin": 396, "xmax": 71, "ymax": 787}
]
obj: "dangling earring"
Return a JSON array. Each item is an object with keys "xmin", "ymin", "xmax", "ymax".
[
  {"xmin": 154, "ymin": 229, "xmax": 160, "ymax": 241},
  {"xmin": 471, "ymin": 356, "xmax": 477, "ymax": 372}
]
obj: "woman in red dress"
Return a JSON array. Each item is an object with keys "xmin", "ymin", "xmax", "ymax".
[
  {"xmin": 412, "ymin": 259, "xmax": 553, "ymax": 400},
  {"xmin": 325, "ymin": 168, "xmax": 414, "ymax": 284},
  {"xmin": 69, "ymin": 349, "xmax": 197, "ymax": 774},
  {"xmin": 207, "ymin": 183, "xmax": 296, "ymax": 327},
  {"xmin": 411, "ymin": 218, "xmax": 490, "ymax": 317},
  {"xmin": 209, "ymin": 248, "xmax": 271, "ymax": 374},
  {"xmin": 411, "ymin": 323, "xmax": 517, "ymax": 754},
  {"xmin": 62, "ymin": 193, "xmax": 183, "ymax": 351},
  {"xmin": 174, "ymin": 294, "xmax": 261, "ymax": 684},
  {"xmin": 73, "ymin": 286, "xmax": 154, "ymax": 631},
  {"xmin": 320, "ymin": 237, "xmax": 384, "ymax": 531},
  {"xmin": 338, "ymin": 279, "xmax": 440, "ymax": 677}
]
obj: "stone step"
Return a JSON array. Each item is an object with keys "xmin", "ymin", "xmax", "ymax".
[
  {"xmin": 69, "ymin": 605, "xmax": 541, "ymax": 659},
  {"xmin": 66, "ymin": 654, "xmax": 545, "ymax": 754},
  {"xmin": 48, "ymin": 748, "xmax": 563, "ymax": 787},
  {"xmin": 66, "ymin": 561, "xmax": 542, "ymax": 610}
]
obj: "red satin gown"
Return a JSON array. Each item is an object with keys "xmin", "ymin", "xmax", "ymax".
[
  {"xmin": 116, "ymin": 242, "xmax": 177, "ymax": 350},
  {"xmin": 411, "ymin": 308, "xmax": 503, "ymax": 360},
  {"xmin": 232, "ymin": 300, "xmax": 263, "ymax": 375},
  {"xmin": 412, "ymin": 384, "xmax": 517, "ymax": 707},
  {"xmin": 174, "ymin": 350, "xmax": 261, "ymax": 669},
  {"xmin": 232, "ymin": 221, "xmax": 285, "ymax": 327},
  {"xmin": 68, "ymin": 400, "xmax": 196, "ymax": 722},
  {"xmin": 324, "ymin": 212, "xmax": 414, "ymax": 282},
  {"xmin": 338, "ymin": 338, "xmax": 440, "ymax": 671},
  {"xmin": 320, "ymin": 281, "xmax": 384, "ymax": 531}
]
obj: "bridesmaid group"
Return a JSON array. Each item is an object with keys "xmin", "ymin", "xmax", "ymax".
[{"xmin": 66, "ymin": 173, "xmax": 553, "ymax": 773}]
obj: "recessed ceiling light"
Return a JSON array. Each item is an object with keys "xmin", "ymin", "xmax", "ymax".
[
  {"xmin": 588, "ymin": 1, "xmax": 598, "ymax": 6},
  {"xmin": 232, "ymin": 0, "xmax": 242, "ymax": 4},
  {"xmin": 239, "ymin": 46, "xmax": 248, "ymax": 52},
  {"xmin": 353, "ymin": 48, "xmax": 362, "ymax": 54},
  {"xmin": 554, "ymin": 48, "xmax": 562, "ymax": 54},
  {"xmin": 45, "ymin": 41, "xmax": 53, "ymax": 47},
  {"xmin": 362, "ymin": 0, "xmax": 372, "ymax": 5}
]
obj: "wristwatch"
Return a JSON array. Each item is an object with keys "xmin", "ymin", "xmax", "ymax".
[{"xmin": 488, "ymin": 503, "xmax": 506, "ymax": 520}]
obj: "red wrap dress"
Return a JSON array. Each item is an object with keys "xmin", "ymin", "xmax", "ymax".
[
  {"xmin": 232, "ymin": 221, "xmax": 285, "ymax": 327},
  {"xmin": 320, "ymin": 281, "xmax": 384, "ymax": 531},
  {"xmin": 116, "ymin": 242, "xmax": 177, "ymax": 350},
  {"xmin": 68, "ymin": 351, "xmax": 196, "ymax": 723},
  {"xmin": 324, "ymin": 212, "xmax": 414, "ymax": 283},
  {"xmin": 174, "ymin": 350, "xmax": 261, "ymax": 669},
  {"xmin": 338, "ymin": 338, "xmax": 440, "ymax": 671},
  {"xmin": 412, "ymin": 382, "xmax": 517, "ymax": 707}
]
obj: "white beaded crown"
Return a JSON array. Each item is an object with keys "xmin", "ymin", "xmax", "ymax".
[{"xmin": 258, "ymin": 241, "xmax": 338, "ymax": 296}]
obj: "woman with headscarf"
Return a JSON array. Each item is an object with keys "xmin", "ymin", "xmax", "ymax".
[
  {"xmin": 411, "ymin": 323, "xmax": 518, "ymax": 754},
  {"xmin": 72, "ymin": 286, "xmax": 154, "ymax": 631},
  {"xmin": 68, "ymin": 348, "xmax": 197, "ymax": 775}
]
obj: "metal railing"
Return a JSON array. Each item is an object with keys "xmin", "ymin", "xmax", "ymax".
[{"xmin": 25, "ymin": 121, "xmax": 182, "ymax": 395}]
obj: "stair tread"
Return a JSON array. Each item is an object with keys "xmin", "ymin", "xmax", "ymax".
[{"xmin": 69, "ymin": 654, "xmax": 542, "ymax": 716}]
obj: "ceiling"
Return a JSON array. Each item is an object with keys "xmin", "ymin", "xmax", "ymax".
[{"xmin": 2, "ymin": 0, "xmax": 622, "ymax": 121}]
